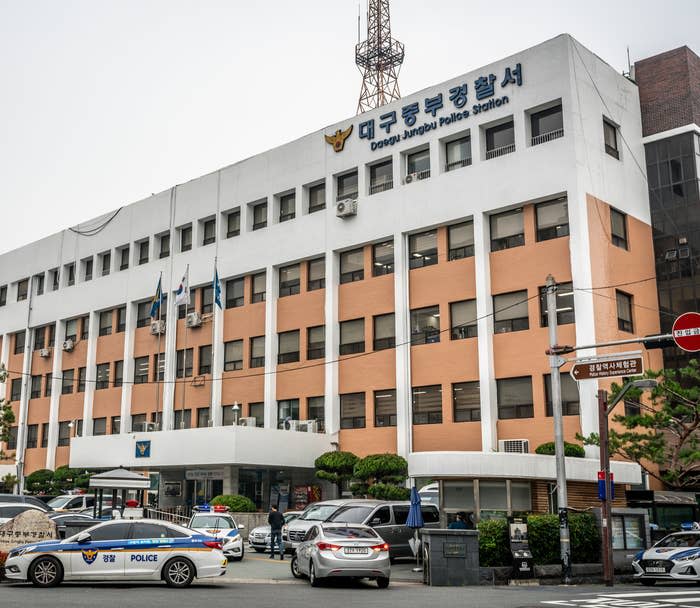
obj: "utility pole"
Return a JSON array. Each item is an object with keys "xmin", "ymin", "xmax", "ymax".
[
  {"xmin": 545, "ymin": 275, "xmax": 572, "ymax": 584},
  {"xmin": 598, "ymin": 389, "xmax": 613, "ymax": 587}
]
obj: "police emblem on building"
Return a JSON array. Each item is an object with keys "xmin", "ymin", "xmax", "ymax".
[{"xmin": 324, "ymin": 125, "xmax": 353, "ymax": 152}]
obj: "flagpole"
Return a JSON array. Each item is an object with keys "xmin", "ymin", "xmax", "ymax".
[
  {"xmin": 180, "ymin": 264, "xmax": 189, "ymax": 429},
  {"xmin": 211, "ymin": 257, "xmax": 217, "ymax": 427},
  {"xmin": 155, "ymin": 271, "xmax": 163, "ymax": 429}
]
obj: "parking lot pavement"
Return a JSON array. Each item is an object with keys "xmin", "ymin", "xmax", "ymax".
[{"xmin": 225, "ymin": 551, "xmax": 423, "ymax": 584}]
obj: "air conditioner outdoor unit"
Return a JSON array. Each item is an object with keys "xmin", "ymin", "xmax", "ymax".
[
  {"xmin": 39, "ymin": 348, "xmax": 51, "ymax": 358},
  {"xmin": 498, "ymin": 439, "xmax": 529, "ymax": 454},
  {"xmin": 62, "ymin": 339, "xmax": 74, "ymax": 352},
  {"xmin": 239, "ymin": 416, "xmax": 256, "ymax": 427},
  {"xmin": 298, "ymin": 420, "xmax": 318, "ymax": 433},
  {"xmin": 185, "ymin": 312, "xmax": 202, "ymax": 328},
  {"xmin": 282, "ymin": 419, "xmax": 300, "ymax": 431},
  {"xmin": 137, "ymin": 422, "xmax": 160, "ymax": 432},
  {"xmin": 150, "ymin": 320, "xmax": 166, "ymax": 335},
  {"xmin": 404, "ymin": 172, "xmax": 419, "ymax": 184},
  {"xmin": 335, "ymin": 198, "xmax": 358, "ymax": 218}
]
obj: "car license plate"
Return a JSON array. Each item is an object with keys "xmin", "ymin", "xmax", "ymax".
[
  {"xmin": 345, "ymin": 547, "xmax": 368, "ymax": 555},
  {"xmin": 645, "ymin": 567, "xmax": 665, "ymax": 573}
]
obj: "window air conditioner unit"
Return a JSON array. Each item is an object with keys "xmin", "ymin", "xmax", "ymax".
[
  {"xmin": 150, "ymin": 320, "xmax": 166, "ymax": 335},
  {"xmin": 239, "ymin": 417, "xmax": 256, "ymax": 427},
  {"xmin": 498, "ymin": 439, "xmax": 529, "ymax": 454},
  {"xmin": 138, "ymin": 421, "xmax": 160, "ymax": 432},
  {"xmin": 298, "ymin": 420, "xmax": 318, "ymax": 433},
  {"xmin": 404, "ymin": 172, "xmax": 419, "ymax": 184},
  {"xmin": 335, "ymin": 198, "xmax": 358, "ymax": 219},
  {"xmin": 185, "ymin": 311, "xmax": 202, "ymax": 328},
  {"xmin": 62, "ymin": 339, "xmax": 74, "ymax": 352},
  {"xmin": 39, "ymin": 348, "xmax": 51, "ymax": 358}
]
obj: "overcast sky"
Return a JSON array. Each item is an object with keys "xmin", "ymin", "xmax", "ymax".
[{"xmin": 1, "ymin": 0, "xmax": 698, "ymax": 254}]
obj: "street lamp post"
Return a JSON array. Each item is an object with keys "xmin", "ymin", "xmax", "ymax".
[{"xmin": 232, "ymin": 402, "xmax": 240, "ymax": 425}]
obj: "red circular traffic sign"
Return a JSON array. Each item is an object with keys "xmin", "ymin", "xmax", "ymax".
[{"xmin": 672, "ymin": 312, "xmax": 700, "ymax": 352}]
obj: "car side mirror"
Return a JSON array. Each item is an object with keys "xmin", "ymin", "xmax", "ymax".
[
  {"xmin": 237, "ymin": 524, "xmax": 245, "ymax": 531},
  {"xmin": 76, "ymin": 532, "xmax": 91, "ymax": 544}
]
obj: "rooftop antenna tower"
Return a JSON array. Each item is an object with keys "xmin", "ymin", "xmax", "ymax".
[{"xmin": 355, "ymin": 0, "xmax": 404, "ymax": 114}]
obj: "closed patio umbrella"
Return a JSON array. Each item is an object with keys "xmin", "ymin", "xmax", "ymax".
[{"xmin": 406, "ymin": 486, "xmax": 424, "ymax": 571}]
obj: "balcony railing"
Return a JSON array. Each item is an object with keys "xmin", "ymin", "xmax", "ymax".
[
  {"xmin": 369, "ymin": 180, "xmax": 393, "ymax": 195},
  {"xmin": 485, "ymin": 143, "xmax": 515, "ymax": 160},
  {"xmin": 531, "ymin": 128, "xmax": 564, "ymax": 146},
  {"xmin": 445, "ymin": 157, "xmax": 472, "ymax": 172}
]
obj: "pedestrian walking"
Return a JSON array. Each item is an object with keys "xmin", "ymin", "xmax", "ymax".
[
  {"xmin": 268, "ymin": 505, "xmax": 285, "ymax": 560},
  {"xmin": 448, "ymin": 512, "xmax": 469, "ymax": 530}
]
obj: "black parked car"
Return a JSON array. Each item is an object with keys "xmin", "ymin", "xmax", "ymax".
[{"xmin": 0, "ymin": 494, "xmax": 53, "ymax": 511}]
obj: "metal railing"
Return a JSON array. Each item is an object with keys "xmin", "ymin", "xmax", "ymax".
[
  {"xmin": 531, "ymin": 128, "xmax": 564, "ymax": 146},
  {"xmin": 485, "ymin": 143, "xmax": 515, "ymax": 160},
  {"xmin": 369, "ymin": 180, "xmax": 393, "ymax": 195},
  {"xmin": 144, "ymin": 506, "xmax": 191, "ymax": 525},
  {"xmin": 445, "ymin": 157, "xmax": 472, "ymax": 171}
]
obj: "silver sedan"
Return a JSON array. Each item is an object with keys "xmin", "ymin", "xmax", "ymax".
[{"xmin": 290, "ymin": 523, "xmax": 390, "ymax": 588}]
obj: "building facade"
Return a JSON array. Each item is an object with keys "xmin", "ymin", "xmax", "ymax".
[{"xmin": 0, "ymin": 34, "xmax": 658, "ymax": 515}]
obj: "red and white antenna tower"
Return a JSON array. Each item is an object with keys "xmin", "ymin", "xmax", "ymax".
[{"xmin": 355, "ymin": 0, "xmax": 404, "ymax": 114}]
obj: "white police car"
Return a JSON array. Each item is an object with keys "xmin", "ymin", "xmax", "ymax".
[
  {"xmin": 188, "ymin": 505, "xmax": 244, "ymax": 561},
  {"xmin": 4, "ymin": 518, "xmax": 227, "ymax": 587},
  {"xmin": 632, "ymin": 531, "xmax": 700, "ymax": 586}
]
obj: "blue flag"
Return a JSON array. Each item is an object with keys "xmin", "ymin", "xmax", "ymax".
[
  {"xmin": 213, "ymin": 266, "xmax": 222, "ymax": 310},
  {"xmin": 149, "ymin": 276, "xmax": 164, "ymax": 318}
]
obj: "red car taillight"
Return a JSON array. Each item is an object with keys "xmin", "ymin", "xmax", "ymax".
[
  {"xmin": 316, "ymin": 542, "xmax": 342, "ymax": 552},
  {"xmin": 203, "ymin": 540, "xmax": 223, "ymax": 550},
  {"xmin": 371, "ymin": 543, "xmax": 390, "ymax": 552}
]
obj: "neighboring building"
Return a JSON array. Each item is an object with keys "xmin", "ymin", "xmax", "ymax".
[
  {"xmin": 0, "ymin": 34, "xmax": 658, "ymax": 516},
  {"xmin": 634, "ymin": 46, "xmax": 700, "ymax": 370}
]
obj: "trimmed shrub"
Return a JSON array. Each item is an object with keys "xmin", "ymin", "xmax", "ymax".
[
  {"xmin": 25, "ymin": 469, "xmax": 55, "ymax": 494},
  {"xmin": 210, "ymin": 494, "xmax": 256, "ymax": 512},
  {"xmin": 535, "ymin": 442, "xmax": 585, "ymax": 458},
  {"xmin": 366, "ymin": 483, "xmax": 410, "ymax": 500},
  {"xmin": 477, "ymin": 519, "xmax": 511, "ymax": 567},
  {"xmin": 315, "ymin": 451, "xmax": 358, "ymax": 493},
  {"xmin": 569, "ymin": 513, "xmax": 601, "ymax": 563}
]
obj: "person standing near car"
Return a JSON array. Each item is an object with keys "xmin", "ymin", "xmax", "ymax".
[{"xmin": 268, "ymin": 504, "xmax": 285, "ymax": 560}]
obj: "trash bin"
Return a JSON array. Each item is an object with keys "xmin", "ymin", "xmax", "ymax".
[{"xmin": 421, "ymin": 529, "xmax": 479, "ymax": 586}]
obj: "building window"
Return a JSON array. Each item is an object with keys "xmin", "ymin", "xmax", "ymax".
[
  {"xmin": 539, "ymin": 282, "xmax": 575, "ymax": 326},
  {"xmin": 251, "ymin": 272, "xmax": 266, "ymax": 303},
  {"xmin": 536, "ymin": 198, "xmax": 569, "ymax": 241},
  {"xmin": 497, "ymin": 376, "xmax": 534, "ymax": 419},
  {"xmin": 17, "ymin": 278, "xmax": 29, "ymax": 301},
  {"xmin": 174, "ymin": 409, "xmax": 192, "ymax": 430},
  {"xmin": 30, "ymin": 375, "xmax": 42, "ymax": 399},
  {"xmin": 61, "ymin": 369, "xmax": 74, "ymax": 395},
  {"xmin": 95, "ymin": 363, "xmax": 110, "ymax": 389},
  {"xmin": 10, "ymin": 378, "xmax": 22, "ymax": 401},
  {"xmin": 369, "ymin": 160, "xmax": 393, "ymax": 194},
  {"xmin": 340, "ymin": 248, "xmax": 364, "ymax": 284},
  {"xmin": 373, "ymin": 313, "xmax": 395, "ymax": 350},
  {"xmin": 445, "ymin": 136, "xmax": 472, "ymax": 171},
  {"xmin": 152, "ymin": 354, "xmax": 164, "ymax": 381},
  {"xmin": 197, "ymin": 407, "xmax": 210, "ymax": 428},
  {"xmin": 93, "ymin": 417, "xmax": 106, "ymax": 436},
  {"xmin": 226, "ymin": 209, "xmax": 241, "ymax": 238},
  {"xmin": 453, "ymin": 382, "xmax": 481, "ymax": 422},
  {"xmin": 447, "ymin": 221, "xmax": 474, "ymax": 260},
  {"xmin": 131, "ymin": 414, "xmax": 147, "ymax": 432},
  {"xmin": 80, "ymin": 316, "xmax": 89, "ymax": 340},
  {"xmin": 44, "ymin": 373, "xmax": 52, "ymax": 397},
  {"xmin": 178, "ymin": 296, "xmax": 195, "ymax": 318},
  {"xmin": 77, "ymin": 367, "xmax": 86, "ymax": 393},
  {"xmin": 406, "ymin": 148, "xmax": 430, "ymax": 180},
  {"xmin": 372, "ymin": 241, "xmax": 394, "ymax": 276},
  {"xmin": 277, "ymin": 399, "xmax": 300, "ymax": 427},
  {"xmin": 308, "ymin": 183, "xmax": 325, "ymax": 213},
  {"xmin": 485, "ymin": 121, "xmax": 515, "ymax": 159},
  {"xmin": 180, "ymin": 225, "xmax": 192, "ymax": 252},
  {"xmin": 624, "ymin": 399, "xmax": 640, "ymax": 417},
  {"xmin": 34, "ymin": 273, "xmax": 44, "ymax": 295},
  {"xmin": 7, "ymin": 426, "xmax": 18, "ymax": 450},
  {"xmin": 159, "ymin": 233, "xmax": 170, "ymax": 259},
  {"xmin": 307, "ymin": 325, "xmax": 325, "ymax": 360},
  {"xmin": 279, "ymin": 192, "xmax": 296, "ymax": 222},
  {"xmin": 409, "ymin": 230, "xmax": 438, "ymax": 269},
  {"xmin": 278, "ymin": 330, "xmax": 300, "ymax": 364},
  {"xmin": 50, "ymin": 269, "xmax": 59, "ymax": 291},
  {"xmin": 337, "ymin": 171, "xmax": 358, "ymax": 200},
  {"xmin": 249, "ymin": 403, "xmax": 264, "ymax": 427},
  {"xmin": 611, "ymin": 515, "xmax": 645, "ymax": 550},
  {"xmin": 201, "ymin": 286, "xmax": 214, "ymax": 314},
  {"xmin": 0, "ymin": 285, "xmax": 6, "ymax": 306},
  {"xmin": 224, "ymin": 340, "xmax": 243, "ymax": 371},
  {"xmin": 490, "ymin": 208, "xmax": 524, "ymax": 251},
  {"xmin": 450, "ymin": 300, "xmax": 477, "ymax": 339},
  {"xmin": 176, "ymin": 348, "xmax": 193, "ymax": 378},
  {"xmin": 199, "ymin": 345, "xmax": 212, "ymax": 374},
  {"xmin": 41, "ymin": 422, "xmax": 49, "ymax": 447},
  {"xmin": 250, "ymin": 336, "xmax": 265, "ymax": 368},
  {"xmin": 410, "ymin": 306, "xmax": 441, "ymax": 345},
  {"xmin": 544, "ymin": 374, "xmax": 580, "ymax": 416},
  {"xmin": 412, "ymin": 384, "xmax": 443, "ymax": 424},
  {"xmin": 101, "ymin": 252, "xmax": 111, "ymax": 276},
  {"xmin": 340, "ymin": 392, "xmax": 365, "ymax": 429},
  {"xmin": 603, "ymin": 118, "xmax": 619, "ymax": 159},
  {"xmin": 133, "ymin": 356, "xmax": 149, "ymax": 384},
  {"xmin": 34, "ymin": 327, "xmax": 45, "ymax": 351},
  {"xmin": 57, "ymin": 421, "xmax": 71, "ymax": 447},
  {"xmin": 226, "ymin": 278, "xmax": 244, "ymax": 308},
  {"xmin": 117, "ymin": 306, "xmax": 126, "ymax": 333},
  {"xmin": 531, "ymin": 104, "xmax": 564, "ymax": 146},
  {"xmin": 616, "ymin": 291, "xmax": 634, "ymax": 333},
  {"xmin": 26, "ymin": 424, "xmax": 38, "ymax": 449},
  {"xmin": 374, "ymin": 389, "xmax": 396, "ymax": 427},
  {"xmin": 494, "ymin": 290, "xmax": 529, "ymax": 333},
  {"xmin": 66, "ymin": 263, "xmax": 75, "ymax": 286},
  {"xmin": 138, "ymin": 240, "xmax": 149, "ymax": 265},
  {"xmin": 202, "ymin": 218, "xmax": 216, "ymax": 245},
  {"xmin": 111, "ymin": 416, "xmax": 121, "ymax": 434},
  {"xmin": 610, "ymin": 208, "xmax": 628, "ymax": 249},
  {"xmin": 307, "ymin": 396, "xmax": 325, "ymax": 432},
  {"xmin": 279, "ymin": 264, "xmax": 300, "ymax": 297},
  {"xmin": 252, "ymin": 201, "xmax": 267, "ymax": 230},
  {"xmin": 119, "ymin": 246, "xmax": 130, "ymax": 271},
  {"xmin": 114, "ymin": 360, "xmax": 123, "ymax": 387},
  {"xmin": 14, "ymin": 331, "xmax": 25, "ymax": 355},
  {"xmin": 340, "ymin": 319, "xmax": 364, "ymax": 355},
  {"xmin": 48, "ymin": 324, "xmax": 55, "ymax": 347},
  {"xmin": 136, "ymin": 302, "xmax": 151, "ymax": 328},
  {"xmin": 65, "ymin": 319, "xmax": 77, "ymax": 342},
  {"xmin": 307, "ymin": 258, "xmax": 325, "ymax": 291},
  {"xmin": 83, "ymin": 258, "xmax": 93, "ymax": 281}
]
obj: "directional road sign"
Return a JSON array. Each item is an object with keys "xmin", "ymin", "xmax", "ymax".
[
  {"xmin": 672, "ymin": 312, "xmax": 700, "ymax": 352},
  {"xmin": 570, "ymin": 353, "xmax": 644, "ymax": 381}
]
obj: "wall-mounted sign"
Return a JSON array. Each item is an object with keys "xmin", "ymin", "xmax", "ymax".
[
  {"xmin": 135, "ymin": 440, "xmax": 151, "ymax": 458},
  {"xmin": 324, "ymin": 125, "xmax": 354, "ymax": 152},
  {"xmin": 185, "ymin": 468, "xmax": 226, "ymax": 481}
]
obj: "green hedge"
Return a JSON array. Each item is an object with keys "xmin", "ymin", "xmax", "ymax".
[
  {"xmin": 478, "ymin": 513, "xmax": 600, "ymax": 566},
  {"xmin": 210, "ymin": 494, "xmax": 256, "ymax": 512},
  {"xmin": 535, "ymin": 442, "xmax": 585, "ymax": 458}
]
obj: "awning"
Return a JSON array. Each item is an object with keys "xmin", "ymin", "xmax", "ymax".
[{"xmin": 88, "ymin": 468, "xmax": 151, "ymax": 490}]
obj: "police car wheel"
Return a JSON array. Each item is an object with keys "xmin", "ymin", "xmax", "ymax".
[
  {"xmin": 163, "ymin": 557, "xmax": 195, "ymax": 587},
  {"xmin": 377, "ymin": 576, "xmax": 390, "ymax": 589},
  {"xmin": 29, "ymin": 556, "xmax": 63, "ymax": 587},
  {"xmin": 640, "ymin": 579, "xmax": 656, "ymax": 586}
]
